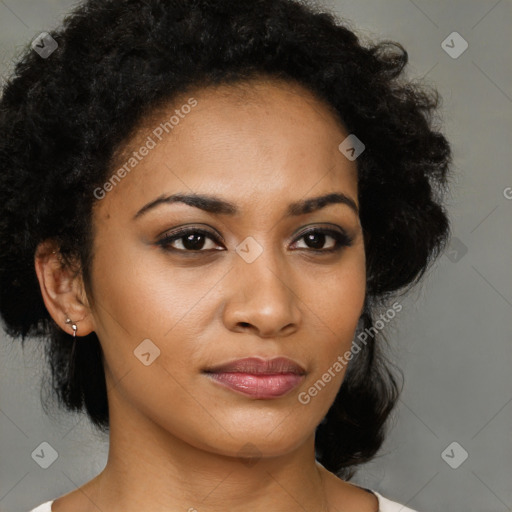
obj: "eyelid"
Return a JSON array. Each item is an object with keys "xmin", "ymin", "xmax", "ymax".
[
  {"xmin": 290, "ymin": 226, "xmax": 354, "ymax": 251},
  {"xmin": 291, "ymin": 223, "xmax": 351, "ymax": 241},
  {"xmin": 156, "ymin": 223, "xmax": 353, "ymax": 253},
  {"xmin": 158, "ymin": 224, "xmax": 224, "ymax": 243}
]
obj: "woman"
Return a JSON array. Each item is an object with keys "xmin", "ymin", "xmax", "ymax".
[{"xmin": 0, "ymin": 0, "xmax": 453, "ymax": 510}]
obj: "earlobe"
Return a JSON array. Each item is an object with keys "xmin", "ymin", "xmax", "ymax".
[
  {"xmin": 34, "ymin": 240, "xmax": 95, "ymax": 337},
  {"xmin": 65, "ymin": 317, "xmax": 78, "ymax": 337}
]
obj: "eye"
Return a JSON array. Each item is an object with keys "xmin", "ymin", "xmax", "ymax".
[
  {"xmin": 157, "ymin": 228, "xmax": 224, "ymax": 252},
  {"xmin": 291, "ymin": 228, "xmax": 353, "ymax": 253},
  {"xmin": 156, "ymin": 226, "xmax": 354, "ymax": 254}
]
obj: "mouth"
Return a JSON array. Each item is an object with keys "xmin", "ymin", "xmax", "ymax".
[
  {"xmin": 203, "ymin": 356, "xmax": 306, "ymax": 375},
  {"xmin": 202, "ymin": 357, "xmax": 306, "ymax": 399}
]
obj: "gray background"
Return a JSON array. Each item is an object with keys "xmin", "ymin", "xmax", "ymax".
[{"xmin": 0, "ymin": 1, "xmax": 511, "ymax": 511}]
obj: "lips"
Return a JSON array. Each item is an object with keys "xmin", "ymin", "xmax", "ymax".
[
  {"xmin": 203, "ymin": 357, "xmax": 306, "ymax": 399},
  {"xmin": 203, "ymin": 356, "xmax": 306, "ymax": 376}
]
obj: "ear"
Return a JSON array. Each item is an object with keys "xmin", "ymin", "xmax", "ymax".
[{"xmin": 34, "ymin": 239, "xmax": 96, "ymax": 337}]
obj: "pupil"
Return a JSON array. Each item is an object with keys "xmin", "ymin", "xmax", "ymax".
[
  {"xmin": 306, "ymin": 232, "xmax": 325, "ymax": 249},
  {"xmin": 183, "ymin": 233, "xmax": 205, "ymax": 250}
]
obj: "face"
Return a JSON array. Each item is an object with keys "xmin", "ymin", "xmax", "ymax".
[{"xmin": 81, "ymin": 78, "xmax": 366, "ymax": 458}]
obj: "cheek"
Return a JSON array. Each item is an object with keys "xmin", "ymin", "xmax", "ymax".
[
  {"xmin": 308, "ymin": 246, "xmax": 366, "ymax": 343},
  {"xmin": 298, "ymin": 247, "xmax": 365, "ymax": 404},
  {"xmin": 89, "ymin": 234, "xmax": 207, "ymax": 340},
  {"xmin": 87, "ymin": 235, "xmax": 224, "ymax": 391}
]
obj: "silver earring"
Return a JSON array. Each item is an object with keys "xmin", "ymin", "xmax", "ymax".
[{"xmin": 65, "ymin": 317, "xmax": 77, "ymax": 338}]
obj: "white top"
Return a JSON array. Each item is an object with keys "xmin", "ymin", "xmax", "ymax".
[{"xmin": 28, "ymin": 490, "xmax": 419, "ymax": 511}]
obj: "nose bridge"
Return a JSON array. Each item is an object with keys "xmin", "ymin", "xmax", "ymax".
[
  {"xmin": 238, "ymin": 235, "xmax": 291, "ymax": 297},
  {"xmin": 224, "ymin": 235, "xmax": 301, "ymax": 335}
]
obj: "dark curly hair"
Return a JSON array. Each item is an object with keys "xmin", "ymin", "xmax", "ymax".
[{"xmin": 0, "ymin": 0, "xmax": 453, "ymax": 480}]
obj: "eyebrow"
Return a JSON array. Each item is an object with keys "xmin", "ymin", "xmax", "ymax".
[{"xmin": 133, "ymin": 191, "xmax": 359, "ymax": 220}]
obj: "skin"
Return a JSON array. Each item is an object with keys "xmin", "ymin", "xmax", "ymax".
[{"xmin": 34, "ymin": 77, "xmax": 377, "ymax": 512}]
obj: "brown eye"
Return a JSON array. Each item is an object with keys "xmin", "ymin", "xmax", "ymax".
[
  {"xmin": 157, "ymin": 226, "xmax": 353, "ymax": 255},
  {"xmin": 157, "ymin": 228, "xmax": 224, "ymax": 252},
  {"xmin": 291, "ymin": 228, "xmax": 353, "ymax": 253}
]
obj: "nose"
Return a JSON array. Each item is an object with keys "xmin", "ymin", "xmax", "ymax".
[{"xmin": 222, "ymin": 247, "xmax": 302, "ymax": 338}]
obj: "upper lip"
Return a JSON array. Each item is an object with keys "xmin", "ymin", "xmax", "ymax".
[{"xmin": 203, "ymin": 357, "xmax": 306, "ymax": 375}]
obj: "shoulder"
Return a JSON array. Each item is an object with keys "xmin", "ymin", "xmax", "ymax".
[
  {"xmin": 372, "ymin": 491, "xmax": 420, "ymax": 512},
  {"xmin": 27, "ymin": 501, "xmax": 53, "ymax": 512},
  {"xmin": 317, "ymin": 462, "xmax": 420, "ymax": 512},
  {"xmin": 319, "ymin": 466, "xmax": 379, "ymax": 511},
  {"xmin": 332, "ymin": 484, "xmax": 421, "ymax": 512}
]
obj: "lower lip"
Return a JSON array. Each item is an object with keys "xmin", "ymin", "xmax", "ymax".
[{"xmin": 204, "ymin": 372, "xmax": 305, "ymax": 399}]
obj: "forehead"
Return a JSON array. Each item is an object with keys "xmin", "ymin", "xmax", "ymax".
[
  {"xmin": 112, "ymin": 76, "xmax": 349, "ymax": 163},
  {"xmin": 96, "ymin": 78, "xmax": 357, "ymax": 218}
]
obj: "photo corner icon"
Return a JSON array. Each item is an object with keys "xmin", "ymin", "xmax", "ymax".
[
  {"xmin": 31, "ymin": 32, "xmax": 58, "ymax": 59},
  {"xmin": 236, "ymin": 442, "xmax": 262, "ymax": 467},
  {"xmin": 441, "ymin": 32, "xmax": 468, "ymax": 59},
  {"xmin": 236, "ymin": 236, "xmax": 263, "ymax": 263},
  {"xmin": 441, "ymin": 441, "xmax": 468, "ymax": 469},
  {"xmin": 445, "ymin": 236, "xmax": 468, "ymax": 263},
  {"xmin": 134, "ymin": 338, "xmax": 161, "ymax": 366},
  {"xmin": 31, "ymin": 441, "xmax": 59, "ymax": 469},
  {"xmin": 338, "ymin": 134, "xmax": 365, "ymax": 161}
]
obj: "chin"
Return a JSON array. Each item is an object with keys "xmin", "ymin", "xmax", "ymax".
[{"xmin": 201, "ymin": 426, "xmax": 313, "ymax": 460}]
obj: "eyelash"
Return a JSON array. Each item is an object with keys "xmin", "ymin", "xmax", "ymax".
[{"xmin": 156, "ymin": 226, "xmax": 354, "ymax": 255}]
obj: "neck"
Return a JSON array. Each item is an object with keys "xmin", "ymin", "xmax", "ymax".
[{"xmin": 82, "ymin": 389, "xmax": 331, "ymax": 512}]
